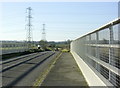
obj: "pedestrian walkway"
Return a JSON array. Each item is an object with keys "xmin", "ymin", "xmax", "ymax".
[{"xmin": 41, "ymin": 52, "xmax": 88, "ymax": 86}]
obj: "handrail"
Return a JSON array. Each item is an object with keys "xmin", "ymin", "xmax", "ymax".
[{"xmin": 74, "ymin": 18, "xmax": 120, "ymax": 41}]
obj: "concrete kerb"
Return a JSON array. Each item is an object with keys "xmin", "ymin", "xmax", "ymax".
[{"xmin": 70, "ymin": 51, "xmax": 107, "ymax": 87}]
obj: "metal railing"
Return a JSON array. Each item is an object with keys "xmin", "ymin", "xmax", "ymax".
[{"xmin": 71, "ymin": 18, "xmax": 120, "ymax": 87}]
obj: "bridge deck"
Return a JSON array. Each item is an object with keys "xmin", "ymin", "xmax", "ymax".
[{"xmin": 41, "ymin": 52, "xmax": 88, "ymax": 86}]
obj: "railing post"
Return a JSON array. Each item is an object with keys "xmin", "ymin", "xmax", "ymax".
[
  {"xmin": 96, "ymin": 32, "xmax": 99, "ymax": 59},
  {"xmin": 118, "ymin": 20, "xmax": 120, "ymax": 44},
  {"xmin": 96, "ymin": 32, "xmax": 100, "ymax": 71},
  {"xmin": 89, "ymin": 35, "xmax": 91, "ymax": 55},
  {"xmin": 109, "ymin": 23, "xmax": 114, "ymax": 81}
]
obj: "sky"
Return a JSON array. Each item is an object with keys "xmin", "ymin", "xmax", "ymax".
[{"xmin": 0, "ymin": 1, "xmax": 119, "ymax": 42}]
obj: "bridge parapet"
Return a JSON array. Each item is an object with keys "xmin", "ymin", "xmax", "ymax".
[{"xmin": 71, "ymin": 18, "xmax": 120, "ymax": 87}]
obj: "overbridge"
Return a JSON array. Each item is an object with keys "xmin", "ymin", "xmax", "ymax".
[{"xmin": 0, "ymin": 18, "xmax": 120, "ymax": 87}]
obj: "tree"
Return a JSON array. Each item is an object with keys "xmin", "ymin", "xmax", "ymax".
[{"xmin": 39, "ymin": 40, "xmax": 47, "ymax": 50}]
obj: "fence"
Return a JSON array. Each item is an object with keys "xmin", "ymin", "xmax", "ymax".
[
  {"xmin": 71, "ymin": 18, "xmax": 120, "ymax": 86},
  {"xmin": 0, "ymin": 41, "xmax": 29, "ymax": 55}
]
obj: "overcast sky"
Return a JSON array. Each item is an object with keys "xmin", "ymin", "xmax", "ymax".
[{"xmin": 0, "ymin": 1, "xmax": 118, "ymax": 41}]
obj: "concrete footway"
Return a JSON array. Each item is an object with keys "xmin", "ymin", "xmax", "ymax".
[{"xmin": 41, "ymin": 52, "xmax": 88, "ymax": 86}]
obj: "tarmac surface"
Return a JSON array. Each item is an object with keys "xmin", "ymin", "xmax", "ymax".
[
  {"xmin": 41, "ymin": 52, "xmax": 88, "ymax": 86},
  {"xmin": 2, "ymin": 51, "xmax": 59, "ymax": 86}
]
